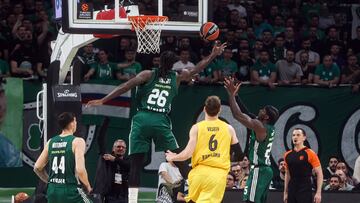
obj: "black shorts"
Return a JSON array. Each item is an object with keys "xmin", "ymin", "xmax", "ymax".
[{"xmin": 288, "ymin": 182, "xmax": 312, "ymax": 203}]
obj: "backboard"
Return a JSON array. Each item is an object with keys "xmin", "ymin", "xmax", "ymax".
[{"xmin": 62, "ymin": 0, "xmax": 208, "ymax": 35}]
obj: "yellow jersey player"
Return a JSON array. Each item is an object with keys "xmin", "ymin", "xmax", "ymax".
[{"xmin": 166, "ymin": 96, "xmax": 242, "ymax": 203}]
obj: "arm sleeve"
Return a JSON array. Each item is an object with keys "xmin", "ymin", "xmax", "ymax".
[{"xmin": 307, "ymin": 149, "xmax": 321, "ymax": 168}]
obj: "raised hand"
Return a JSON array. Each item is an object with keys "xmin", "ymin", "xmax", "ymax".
[
  {"xmin": 212, "ymin": 42, "xmax": 227, "ymax": 56},
  {"xmin": 224, "ymin": 77, "xmax": 241, "ymax": 97},
  {"xmin": 86, "ymin": 99, "xmax": 104, "ymax": 107},
  {"xmin": 165, "ymin": 150, "xmax": 177, "ymax": 162}
]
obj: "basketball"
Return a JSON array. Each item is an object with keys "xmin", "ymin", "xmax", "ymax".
[
  {"xmin": 14, "ymin": 192, "xmax": 29, "ymax": 203},
  {"xmin": 200, "ymin": 22, "xmax": 220, "ymax": 41}
]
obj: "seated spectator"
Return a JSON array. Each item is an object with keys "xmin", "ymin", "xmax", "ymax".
[
  {"xmin": 261, "ymin": 29, "xmax": 274, "ymax": 51},
  {"xmin": 276, "ymin": 49, "xmax": 303, "ymax": 84},
  {"xmin": 298, "ymin": 51, "xmax": 314, "ymax": 84},
  {"xmin": 120, "ymin": 49, "xmax": 142, "ymax": 80},
  {"xmin": 252, "ymin": 39, "xmax": 264, "ymax": 60},
  {"xmin": 227, "ymin": 0, "xmax": 247, "ymax": 17},
  {"xmin": 336, "ymin": 161, "xmax": 356, "ymax": 186},
  {"xmin": 9, "ymin": 31, "xmax": 36, "ymax": 78},
  {"xmin": 215, "ymin": 47, "xmax": 238, "ymax": 81},
  {"xmin": 324, "ymin": 175, "xmax": 341, "ymax": 191},
  {"xmin": 83, "ymin": 49, "xmax": 132, "ymax": 81},
  {"xmin": 239, "ymin": 175, "xmax": 248, "ymax": 190},
  {"xmin": 329, "ymin": 44, "xmax": 346, "ymax": 70},
  {"xmin": 314, "ymin": 55, "xmax": 340, "ymax": 87},
  {"xmin": 272, "ymin": 158, "xmax": 286, "ymax": 190},
  {"xmin": 349, "ymin": 26, "xmax": 360, "ymax": 55},
  {"xmin": 341, "ymin": 55, "xmax": 360, "ymax": 85},
  {"xmin": 295, "ymin": 38, "xmax": 320, "ymax": 71},
  {"xmin": 272, "ymin": 15, "xmax": 285, "ymax": 37},
  {"xmin": 77, "ymin": 43, "xmax": 97, "ymax": 77},
  {"xmin": 231, "ymin": 163, "xmax": 242, "ymax": 187},
  {"xmin": 252, "ymin": 12, "xmax": 273, "ymax": 39},
  {"xmin": 178, "ymin": 37, "xmax": 198, "ymax": 63},
  {"xmin": 151, "ymin": 55, "xmax": 160, "ymax": 69},
  {"xmin": 157, "ymin": 160, "xmax": 183, "ymax": 201},
  {"xmin": 322, "ymin": 26, "xmax": 344, "ymax": 56},
  {"xmin": 239, "ymin": 156, "xmax": 250, "ymax": 178},
  {"xmin": 269, "ymin": 34, "xmax": 286, "ymax": 63},
  {"xmin": 235, "ymin": 48, "xmax": 254, "ymax": 82},
  {"xmin": 335, "ymin": 170, "xmax": 354, "ymax": 191},
  {"xmin": 307, "ymin": 26, "xmax": 323, "ymax": 53},
  {"xmin": 284, "ymin": 26, "xmax": 297, "ymax": 50},
  {"xmin": 226, "ymin": 172, "xmax": 238, "ymax": 189},
  {"xmin": 250, "ymin": 49, "xmax": 277, "ymax": 88},
  {"xmin": 172, "ymin": 49, "xmax": 195, "ymax": 72},
  {"xmin": 323, "ymin": 155, "xmax": 339, "ymax": 181}
]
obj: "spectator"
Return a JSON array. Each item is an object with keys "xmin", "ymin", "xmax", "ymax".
[
  {"xmin": 224, "ymin": 30, "xmax": 237, "ymax": 51},
  {"xmin": 252, "ymin": 39, "xmax": 263, "ymax": 60},
  {"xmin": 323, "ymin": 155, "xmax": 339, "ymax": 181},
  {"xmin": 341, "ymin": 55, "xmax": 360, "ymax": 85},
  {"xmin": 227, "ymin": 0, "xmax": 247, "ymax": 17},
  {"xmin": 215, "ymin": 47, "xmax": 238, "ymax": 81},
  {"xmin": 213, "ymin": 0, "xmax": 230, "ymax": 24},
  {"xmin": 335, "ymin": 170, "xmax": 354, "ymax": 191},
  {"xmin": 252, "ymin": 12, "xmax": 273, "ymax": 39},
  {"xmin": 307, "ymin": 25, "xmax": 323, "ymax": 53},
  {"xmin": 231, "ymin": 163, "xmax": 242, "ymax": 187},
  {"xmin": 84, "ymin": 49, "xmax": 132, "ymax": 81},
  {"xmin": 157, "ymin": 160, "xmax": 183, "ymax": 200},
  {"xmin": 314, "ymin": 55, "xmax": 340, "ymax": 87},
  {"xmin": 151, "ymin": 55, "xmax": 160, "ymax": 69},
  {"xmin": 270, "ymin": 34, "xmax": 286, "ymax": 62},
  {"xmin": 336, "ymin": 161, "xmax": 356, "ymax": 186},
  {"xmin": 226, "ymin": 172, "xmax": 237, "ymax": 189},
  {"xmin": 178, "ymin": 37, "xmax": 198, "ymax": 63},
  {"xmin": 276, "ymin": 49, "xmax": 303, "ymax": 85},
  {"xmin": 322, "ymin": 26, "xmax": 344, "ymax": 56},
  {"xmin": 250, "ymin": 49, "xmax": 277, "ymax": 88},
  {"xmin": 298, "ymin": 51, "xmax": 315, "ymax": 84},
  {"xmin": 172, "ymin": 49, "xmax": 195, "ymax": 72},
  {"xmin": 349, "ymin": 26, "xmax": 360, "ymax": 55},
  {"xmin": 301, "ymin": 0, "xmax": 321, "ymax": 23},
  {"xmin": 227, "ymin": 10, "xmax": 241, "ymax": 31},
  {"xmin": 272, "ymin": 158, "xmax": 286, "ymax": 190},
  {"xmin": 239, "ymin": 175, "xmax": 248, "ymax": 190},
  {"xmin": 324, "ymin": 175, "xmax": 341, "ymax": 191},
  {"xmin": 273, "ymin": 15, "xmax": 285, "ymax": 37},
  {"xmin": 295, "ymin": 38, "xmax": 320, "ymax": 71},
  {"xmin": 77, "ymin": 43, "xmax": 97, "ymax": 78},
  {"xmin": 120, "ymin": 49, "xmax": 142, "ymax": 80},
  {"xmin": 284, "ymin": 26, "xmax": 297, "ymax": 50},
  {"xmin": 304, "ymin": 15, "xmax": 325, "ymax": 41},
  {"xmin": 160, "ymin": 36, "xmax": 177, "ymax": 53},
  {"xmin": 239, "ymin": 156, "xmax": 250, "ymax": 178},
  {"xmin": 235, "ymin": 48, "xmax": 254, "ymax": 82},
  {"xmin": 116, "ymin": 37, "xmax": 131, "ymax": 62},
  {"xmin": 261, "ymin": 29, "xmax": 274, "ymax": 51},
  {"xmin": 238, "ymin": 38, "xmax": 250, "ymax": 51},
  {"xmin": 9, "ymin": 30, "xmax": 35, "ymax": 78},
  {"xmin": 36, "ymin": 41, "xmax": 51, "ymax": 81},
  {"xmin": 329, "ymin": 44, "xmax": 346, "ymax": 70}
]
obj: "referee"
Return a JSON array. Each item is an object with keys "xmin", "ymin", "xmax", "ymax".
[{"xmin": 284, "ymin": 128, "xmax": 323, "ymax": 203}]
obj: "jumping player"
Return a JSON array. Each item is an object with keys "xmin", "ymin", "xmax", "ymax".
[
  {"xmin": 224, "ymin": 78, "xmax": 279, "ymax": 203},
  {"xmin": 34, "ymin": 112, "xmax": 92, "ymax": 203},
  {"xmin": 86, "ymin": 42, "xmax": 227, "ymax": 203},
  {"xmin": 165, "ymin": 96, "xmax": 242, "ymax": 203}
]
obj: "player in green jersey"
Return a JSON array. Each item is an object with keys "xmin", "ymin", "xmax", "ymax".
[
  {"xmin": 224, "ymin": 78, "xmax": 279, "ymax": 203},
  {"xmin": 86, "ymin": 42, "xmax": 227, "ymax": 203},
  {"xmin": 34, "ymin": 112, "xmax": 92, "ymax": 203}
]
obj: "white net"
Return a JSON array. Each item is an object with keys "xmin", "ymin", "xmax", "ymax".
[{"xmin": 129, "ymin": 16, "xmax": 168, "ymax": 54}]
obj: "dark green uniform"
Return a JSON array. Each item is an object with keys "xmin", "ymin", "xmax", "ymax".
[
  {"xmin": 129, "ymin": 69, "xmax": 179, "ymax": 155},
  {"xmin": 243, "ymin": 124, "xmax": 275, "ymax": 203},
  {"xmin": 47, "ymin": 135, "xmax": 92, "ymax": 203}
]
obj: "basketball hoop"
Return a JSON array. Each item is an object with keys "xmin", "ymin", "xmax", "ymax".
[{"xmin": 128, "ymin": 16, "xmax": 168, "ymax": 54}]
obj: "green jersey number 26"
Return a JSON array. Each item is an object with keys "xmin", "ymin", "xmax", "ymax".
[{"xmin": 147, "ymin": 89, "xmax": 169, "ymax": 107}]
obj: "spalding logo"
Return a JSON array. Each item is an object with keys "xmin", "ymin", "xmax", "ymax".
[{"xmin": 57, "ymin": 89, "xmax": 78, "ymax": 98}]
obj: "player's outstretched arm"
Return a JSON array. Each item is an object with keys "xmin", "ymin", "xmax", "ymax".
[
  {"xmin": 166, "ymin": 125, "xmax": 198, "ymax": 162},
  {"xmin": 34, "ymin": 141, "xmax": 50, "ymax": 183},
  {"xmin": 177, "ymin": 42, "xmax": 226, "ymax": 83},
  {"xmin": 224, "ymin": 77, "xmax": 267, "ymax": 141},
  {"xmin": 74, "ymin": 138, "xmax": 92, "ymax": 193},
  {"xmin": 86, "ymin": 70, "xmax": 153, "ymax": 107}
]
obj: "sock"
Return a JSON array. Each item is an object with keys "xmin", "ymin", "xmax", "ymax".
[{"xmin": 128, "ymin": 187, "xmax": 139, "ymax": 203}]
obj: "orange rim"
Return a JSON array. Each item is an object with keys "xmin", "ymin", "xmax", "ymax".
[{"xmin": 128, "ymin": 15, "xmax": 168, "ymax": 29}]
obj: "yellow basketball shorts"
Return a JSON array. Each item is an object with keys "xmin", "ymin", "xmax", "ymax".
[{"xmin": 185, "ymin": 165, "xmax": 228, "ymax": 203}]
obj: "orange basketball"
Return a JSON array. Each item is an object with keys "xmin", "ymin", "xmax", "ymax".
[
  {"xmin": 14, "ymin": 192, "xmax": 29, "ymax": 203},
  {"xmin": 200, "ymin": 22, "xmax": 220, "ymax": 41}
]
